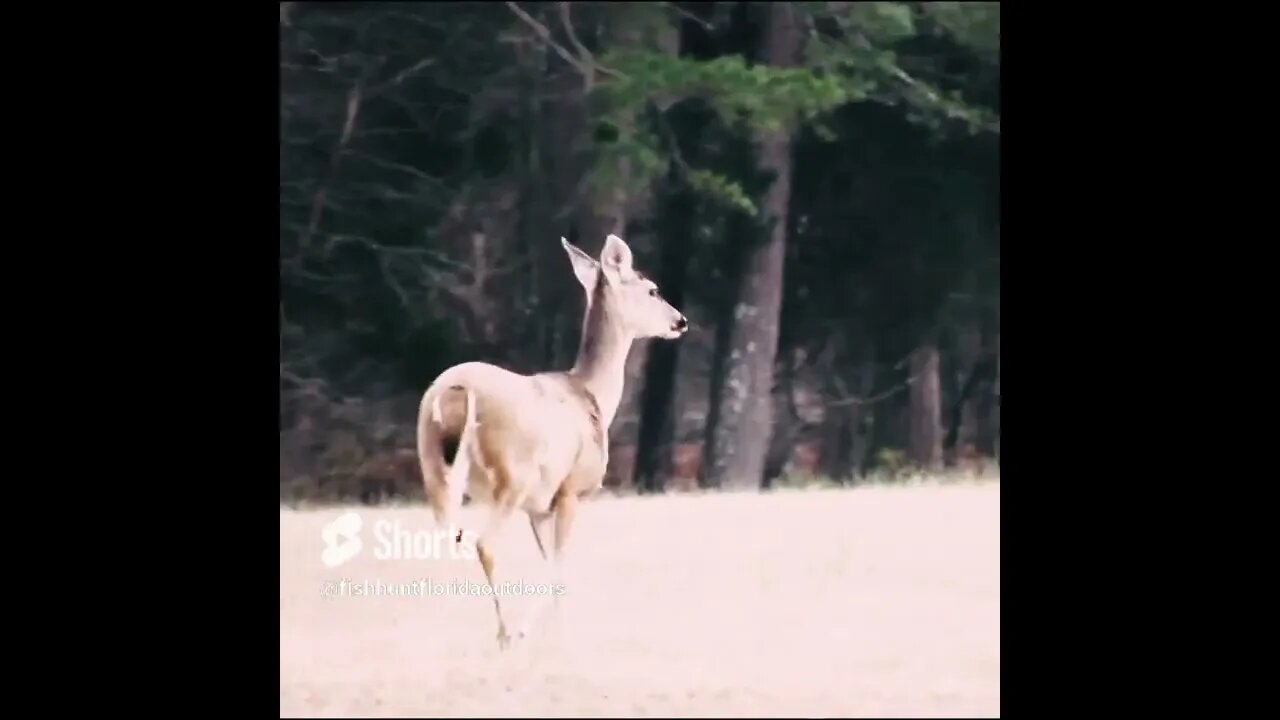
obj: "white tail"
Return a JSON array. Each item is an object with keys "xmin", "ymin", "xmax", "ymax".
[
  {"xmin": 416, "ymin": 233, "xmax": 688, "ymax": 649},
  {"xmin": 427, "ymin": 386, "xmax": 477, "ymax": 542}
]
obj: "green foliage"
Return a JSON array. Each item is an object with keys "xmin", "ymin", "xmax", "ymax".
[
  {"xmin": 807, "ymin": 2, "xmax": 1000, "ymax": 135},
  {"xmin": 599, "ymin": 52, "xmax": 862, "ymax": 134},
  {"xmin": 594, "ymin": 1, "xmax": 1000, "ymax": 140},
  {"xmin": 874, "ymin": 447, "xmax": 909, "ymax": 476},
  {"xmin": 772, "ymin": 470, "xmax": 845, "ymax": 490},
  {"xmin": 686, "ymin": 168, "xmax": 758, "ymax": 216},
  {"xmin": 847, "ymin": 1, "xmax": 917, "ymax": 44},
  {"xmin": 921, "ymin": 1, "xmax": 1000, "ymax": 61},
  {"xmin": 583, "ymin": 1, "xmax": 998, "ymax": 215},
  {"xmin": 590, "ymin": 49, "xmax": 865, "ymax": 216},
  {"xmin": 587, "ymin": 116, "xmax": 668, "ymax": 201}
]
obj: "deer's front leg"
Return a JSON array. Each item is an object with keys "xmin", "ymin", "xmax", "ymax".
[
  {"xmin": 516, "ymin": 490, "xmax": 578, "ymax": 641},
  {"xmin": 528, "ymin": 511, "xmax": 552, "ymax": 561}
]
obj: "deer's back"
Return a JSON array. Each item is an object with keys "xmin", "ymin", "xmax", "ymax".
[{"xmin": 426, "ymin": 362, "xmax": 608, "ymax": 509}]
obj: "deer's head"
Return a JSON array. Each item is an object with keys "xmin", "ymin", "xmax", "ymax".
[{"xmin": 562, "ymin": 234, "xmax": 689, "ymax": 340}]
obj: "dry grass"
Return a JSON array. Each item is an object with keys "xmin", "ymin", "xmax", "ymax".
[{"xmin": 281, "ymin": 478, "xmax": 1000, "ymax": 717}]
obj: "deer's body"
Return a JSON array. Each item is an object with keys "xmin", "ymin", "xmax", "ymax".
[
  {"xmin": 418, "ymin": 362, "xmax": 608, "ymax": 518},
  {"xmin": 415, "ymin": 234, "xmax": 687, "ymax": 649}
]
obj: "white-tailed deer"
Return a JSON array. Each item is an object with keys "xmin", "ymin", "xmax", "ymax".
[{"xmin": 415, "ymin": 233, "xmax": 688, "ymax": 649}]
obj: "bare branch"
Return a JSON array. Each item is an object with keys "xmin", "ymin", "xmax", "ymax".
[
  {"xmin": 505, "ymin": 1, "xmax": 591, "ymax": 76},
  {"xmin": 370, "ymin": 57, "xmax": 437, "ymax": 96},
  {"xmin": 507, "ymin": 1, "xmax": 628, "ymax": 88},
  {"xmin": 827, "ymin": 377, "xmax": 914, "ymax": 408},
  {"xmin": 556, "ymin": 2, "xmax": 628, "ymax": 88},
  {"xmin": 825, "ymin": 348, "xmax": 948, "ymax": 408},
  {"xmin": 301, "ymin": 81, "xmax": 363, "ymax": 249},
  {"xmin": 338, "ymin": 82, "xmax": 362, "ymax": 145},
  {"xmin": 660, "ymin": 2, "xmax": 713, "ymax": 31},
  {"xmin": 324, "ymin": 234, "xmax": 430, "ymax": 261},
  {"xmin": 347, "ymin": 150, "xmax": 444, "ymax": 186},
  {"xmin": 471, "ymin": 232, "xmax": 491, "ymax": 292},
  {"xmin": 377, "ymin": 254, "xmax": 414, "ymax": 310},
  {"xmin": 423, "ymin": 249, "xmax": 473, "ymax": 274},
  {"xmin": 563, "ymin": 2, "xmax": 628, "ymax": 80},
  {"xmin": 557, "ymin": 4, "xmax": 590, "ymax": 57}
]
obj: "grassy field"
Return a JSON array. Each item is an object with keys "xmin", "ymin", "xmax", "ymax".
[{"xmin": 280, "ymin": 478, "xmax": 1000, "ymax": 717}]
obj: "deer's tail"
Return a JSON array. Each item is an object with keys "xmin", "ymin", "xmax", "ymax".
[
  {"xmin": 438, "ymin": 385, "xmax": 479, "ymax": 491},
  {"xmin": 417, "ymin": 383, "xmax": 480, "ymax": 532}
]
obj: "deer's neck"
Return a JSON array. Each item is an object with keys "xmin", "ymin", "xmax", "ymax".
[{"xmin": 569, "ymin": 287, "xmax": 634, "ymax": 430}]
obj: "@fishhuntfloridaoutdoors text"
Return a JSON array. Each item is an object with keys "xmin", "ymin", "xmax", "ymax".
[{"xmin": 320, "ymin": 577, "xmax": 567, "ymax": 599}]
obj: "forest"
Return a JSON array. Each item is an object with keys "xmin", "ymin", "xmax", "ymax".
[{"xmin": 278, "ymin": 1, "xmax": 1000, "ymax": 504}]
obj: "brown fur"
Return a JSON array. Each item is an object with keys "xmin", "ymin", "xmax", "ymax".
[{"xmin": 413, "ymin": 234, "xmax": 687, "ymax": 649}]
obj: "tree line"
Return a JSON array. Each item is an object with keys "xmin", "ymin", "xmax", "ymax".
[{"xmin": 279, "ymin": 1, "xmax": 1000, "ymax": 503}]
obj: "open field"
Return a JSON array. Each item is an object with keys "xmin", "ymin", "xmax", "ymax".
[{"xmin": 281, "ymin": 479, "xmax": 1000, "ymax": 717}]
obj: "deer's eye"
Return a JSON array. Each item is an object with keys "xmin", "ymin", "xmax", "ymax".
[{"xmin": 648, "ymin": 288, "xmax": 659, "ymax": 298}]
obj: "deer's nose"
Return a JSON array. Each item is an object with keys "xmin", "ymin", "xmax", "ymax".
[{"xmin": 674, "ymin": 315, "xmax": 688, "ymax": 332}]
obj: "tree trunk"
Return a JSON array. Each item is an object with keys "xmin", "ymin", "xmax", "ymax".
[
  {"xmin": 849, "ymin": 349, "xmax": 876, "ymax": 478},
  {"xmin": 958, "ymin": 320, "xmax": 982, "ymax": 450},
  {"xmin": 528, "ymin": 29, "xmax": 590, "ymax": 373},
  {"xmin": 822, "ymin": 398, "xmax": 853, "ymax": 481},
  {"xmin": 944, "ymin": 318, "xmax": 984, "ymax": 464},
  {"xmin": 908, "ymin": 343, "xmax": 943, "ymax": 472},
  {"xmin": 701, "ymin": 2, "xmax": 803, "ymax": 490},
  {"xmin": 993, "ymin": 331, "xmax": 1000, "ymax": 464},
  {"xmin": 762, "ymin": 346, "xmax": 799, "ymax": 487},
  {"xmin": 823, "ymin": 339, "xmax": 876, "ymax": 482},
  {"xmin": 699, "ymin": 225, "xmax": 742, "ymax": 489},
  {"xmin": 634, "ymin": 163, "xmax": 695, "ymax": 492}
]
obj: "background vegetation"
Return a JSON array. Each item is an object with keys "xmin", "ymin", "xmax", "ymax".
[{"xmin": 279, "ymin": 1, "xmax": 1000, "ymax": 504}]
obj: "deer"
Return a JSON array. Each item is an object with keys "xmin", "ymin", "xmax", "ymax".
[{"xmin": 415, "ymin": 233, "xmax": 689, "ymax": 649}]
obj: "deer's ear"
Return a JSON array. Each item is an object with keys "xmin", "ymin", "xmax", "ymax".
[
  {"xmin": 600, "ymin": 234, "xmax": 634, "ymax": 273},
  {"xmin": 562, "ymin": 237, "xmax": 600, "ymax": 293}
]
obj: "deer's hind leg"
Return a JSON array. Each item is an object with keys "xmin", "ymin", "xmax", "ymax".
[{"xmin": 468, "ymin": 450, "xmax": 536, "ymax": 650}]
